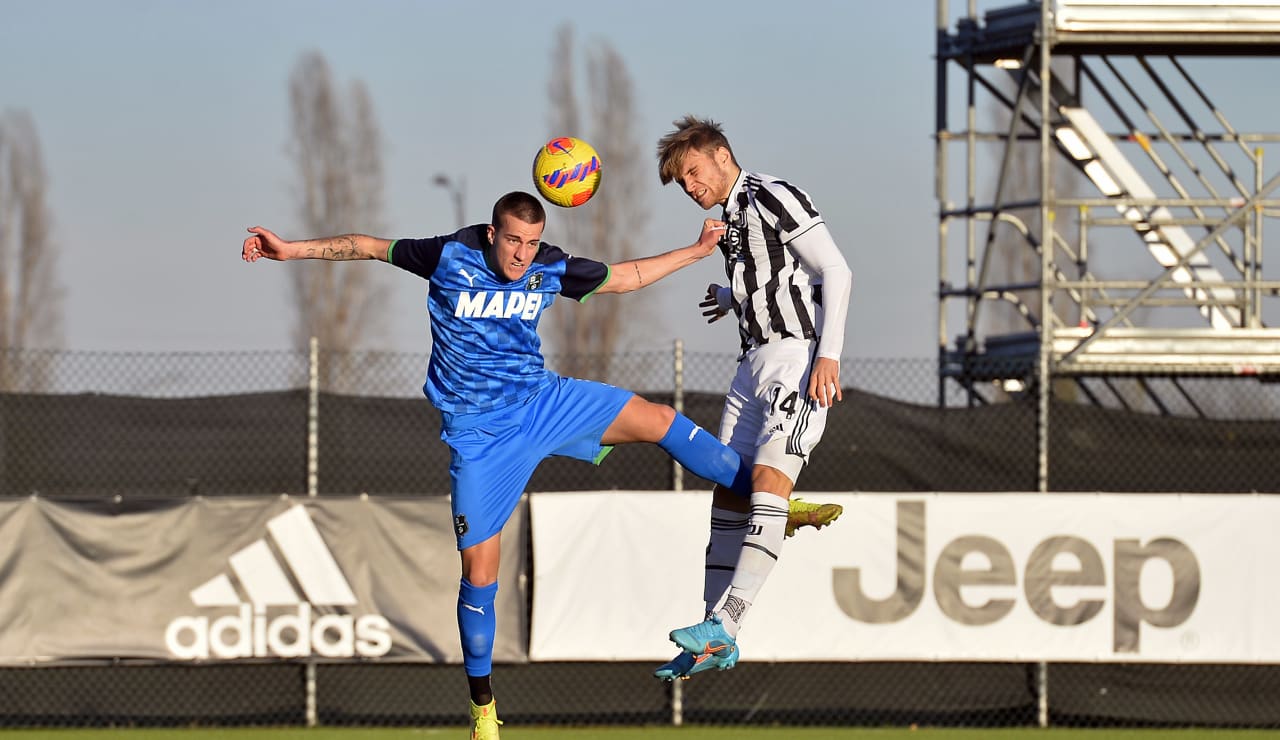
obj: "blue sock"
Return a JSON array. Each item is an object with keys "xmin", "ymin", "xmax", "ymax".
[
  {"xmin": 658, "ymin": 413, "xmax": 751, "ymax": 496},
  {"xmin": 458, "ymin": 578, "xmax": 498, "ymax": 677}
]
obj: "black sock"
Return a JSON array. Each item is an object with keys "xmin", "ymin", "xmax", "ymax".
[{"xmin": 468, "ymin": 674, "xmax": 493, "ymax": 706}]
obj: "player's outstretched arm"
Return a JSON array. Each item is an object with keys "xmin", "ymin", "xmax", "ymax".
[
  {"xmin": 242, "ymin": 226, "xmax": 392, "ymax": 263},
  {"xmin": 596, "ymin": 219, "xmax": 726, "ymax": 295}
]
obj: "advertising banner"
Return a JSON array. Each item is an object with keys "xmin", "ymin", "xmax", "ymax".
[
  {"xmin": 0, "ymin": 496, "xmax": 526, "ymax": 664},
  {"xmin": 530, "ymin": 491, "xmax": 1280, "ymax": 663}
]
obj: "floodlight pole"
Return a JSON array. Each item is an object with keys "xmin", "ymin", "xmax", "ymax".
[{"xmin": 433, "ymin": 174, "xmax": 467, "ymax": 228}]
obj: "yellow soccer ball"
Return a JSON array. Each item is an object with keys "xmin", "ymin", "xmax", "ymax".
[{"xmin": 532, "ymin": 136, "xmax": 602, "ymax": 208}]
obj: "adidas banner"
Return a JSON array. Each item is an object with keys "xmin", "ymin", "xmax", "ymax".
[
  {"xmin": 529, "ymin": 491, "xmax": 1280, "ymax": 663},
  {"xmin": 0, "ymin": 496, "xmax": 527, "ymax": 664}
]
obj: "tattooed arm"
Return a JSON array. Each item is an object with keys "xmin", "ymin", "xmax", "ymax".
[
  {"xmin": 596, "ymin": 219, "xmax": 726, "ymax": 295},
  {"xmin": 241, "ymin": 226, "xmax": 392, "ymax": 263}
]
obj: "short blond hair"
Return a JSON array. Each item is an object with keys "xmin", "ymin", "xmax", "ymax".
[{"xmin": 656, "ymin": 115, "xmax": 737, "ymax": 185}]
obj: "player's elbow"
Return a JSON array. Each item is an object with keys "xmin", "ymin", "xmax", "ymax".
[{"xmin": 825, "ymin": 262, "xmax": 853, "ymax": 288}]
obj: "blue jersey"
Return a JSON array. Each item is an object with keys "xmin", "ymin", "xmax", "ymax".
[{"xmin": 387, "ymin": 224, "xmax": 610, "ymax": 415}]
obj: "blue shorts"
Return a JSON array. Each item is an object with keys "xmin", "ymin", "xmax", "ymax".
[{"xmin": 441, "ymin": 375, "xmax": 633, "ymax": 550}]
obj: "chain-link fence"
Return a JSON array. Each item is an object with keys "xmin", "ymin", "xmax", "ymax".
[
  {"xmin": 4, "ymin": 347, "xmax": 1279, "ymax": 496},
  {"xmin": 2, "ymin": 346, "xmax": 1279, "ymax": 729}
]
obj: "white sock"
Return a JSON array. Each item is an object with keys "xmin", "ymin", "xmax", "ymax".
[
  {"xmin": 718, "ymin": 492, "xmax": 787, "ymax": 638},
  {"xmin": 703, "ymin": 506, "xmax": 749, "ymax": 617}
]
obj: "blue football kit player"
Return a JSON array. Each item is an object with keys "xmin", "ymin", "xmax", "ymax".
[{"xmin": 242, "ymin": 190, "xmax": 751, "ymax": 738}]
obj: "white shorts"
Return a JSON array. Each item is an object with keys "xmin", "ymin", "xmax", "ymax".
[{"xmin": 718, "ymin": 338, "xmax": 829, "ymax": 484}]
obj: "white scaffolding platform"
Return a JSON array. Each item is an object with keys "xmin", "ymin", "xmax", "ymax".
[{"xmin": 936, "ymin": 0, "xmax": 1280, "ymax": 405}]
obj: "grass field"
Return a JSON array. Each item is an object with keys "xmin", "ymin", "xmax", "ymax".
[{"xmin": 5, "ymin": 729, "xmax": 1280, "ymax": 739}]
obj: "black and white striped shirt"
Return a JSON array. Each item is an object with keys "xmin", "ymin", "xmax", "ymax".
[{"xmin": 719, "ymin": 170, "xmax": 830, "ymax": 355}]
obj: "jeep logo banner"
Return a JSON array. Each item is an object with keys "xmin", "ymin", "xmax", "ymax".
[
  {"xmin": 830, "ymin": 500, "xmax": 1202, "ymax": 654},
  {"xmin": 0, "ymin": 497, "xmax": 527, "ymax": 664},
  {"xmin": 529, "ymin": 492, "xmax": 1280, "ymax": 662}
]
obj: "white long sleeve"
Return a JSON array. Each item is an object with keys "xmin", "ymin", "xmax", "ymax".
[{"xmin": 790, "ymin": 223, "xmax": 852, "ymax": 361}]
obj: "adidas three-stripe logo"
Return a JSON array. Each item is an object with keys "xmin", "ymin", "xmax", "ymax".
[
  {"xmin": 165, "ymin": 505, "xmax": 392, "ymax": 660},
  {"xmin": 190, "ymin": 505, "xmax": 355, "ymax": 608}
]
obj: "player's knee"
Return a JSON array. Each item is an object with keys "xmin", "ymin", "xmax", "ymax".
[
  {"xmin": 654, "ymin": 403, "xmax": 677, "ymax": 435},
  {"xmin": 753, "ymin": 443, "xmax": 803, "ymax": 489},
  {"xmin": 460, "ymin": 536, "xmax": 501, "ymax": 586},
  {"xmin": 462, "ymin": 571, "xmax": 497, "ymax": 588}
]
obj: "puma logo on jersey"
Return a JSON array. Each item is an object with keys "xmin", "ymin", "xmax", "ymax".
[
  {"xmin": 458, "ymin": 268, "xmax": 479, "ymax": 287},
  {"xmin": 455, "ymin": 291, "xmax": 543, "ymax": 320}
]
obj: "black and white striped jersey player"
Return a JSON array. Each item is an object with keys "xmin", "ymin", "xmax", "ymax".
[
  {"xmin": 654, "ymin": 116, "xmax": 852, "ymax": 678},
  {"xmin": 710, "ymin": 167, "xmax": 851, "ymax": 480}
]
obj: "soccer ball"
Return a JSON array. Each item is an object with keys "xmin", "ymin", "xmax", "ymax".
[{"xmin": 532, "ymin": 136, "xmax": 602, "ymax": 208}]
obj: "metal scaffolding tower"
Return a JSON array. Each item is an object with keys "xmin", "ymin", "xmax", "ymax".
[{"xmin": 935, "ymin": 0, "xmax": 1280, "ymax": 421}]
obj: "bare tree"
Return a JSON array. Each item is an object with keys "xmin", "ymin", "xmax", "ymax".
[
  {"xmin": 543, "ymin": 24, "xmax": 649, "ymax": 382},
  {"xmin": 287, "ymin": 52, "xmax": 387, "ymax": 386},
  {"xmin": 0, "ymin": 110, "xmax": 62, "ymax": 390}
]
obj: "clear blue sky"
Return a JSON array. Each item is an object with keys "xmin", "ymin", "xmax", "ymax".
[{"xmin": 2, "ymin": 1, "xmax": 1273, "ymax": 359}]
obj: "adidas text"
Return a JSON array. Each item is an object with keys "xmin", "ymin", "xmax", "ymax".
[{"xmin": 165, "ymin": 603, "xmax": 392, "ymax": 659}]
